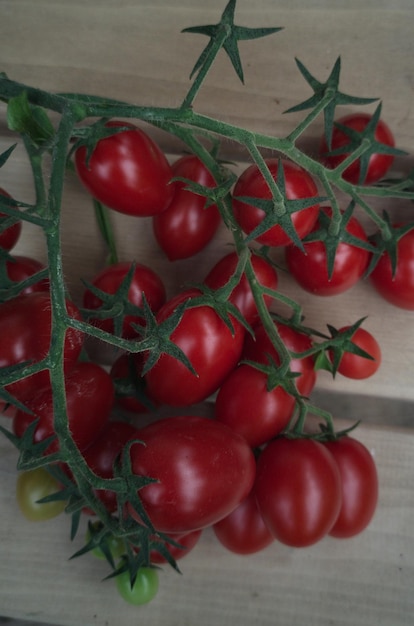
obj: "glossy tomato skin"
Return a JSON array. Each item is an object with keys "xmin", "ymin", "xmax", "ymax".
[
  {"xmin": 204, "ymin": 251, "xmax": 278, "ymax": 325},
  {"xmin": 255, "ymin": 437, "xmax": 342, "ymax": 547},
  {"xmin": 5, "ymin": 255, "xmax": 49, "ymax": 295},
  {"xmin": 370, "ymin": 227, "xmax": 414, "ymax": 310},
  {"xmin": 0, "ymin": 187, "xmax": 22, "ymax": 251},
  {"xmin": 82, "ymin": 420, "xmax": 140, "ymax": 512},
  {"xmin": 213, "ymin": 485, "xmax": 274, "ymax": 555},
  {"xmin": 285, "ymin": 209, "xmax": 370, "ymax": 296},
  {"xmin": 319, "ymin": 113, "xmax": 395, "ymax": 184},
  {"xmin": 324, "ymin": 437, "xmax": 378, "ymax": 538},
  {"xmin": 153, "ymin": 155, "xmax": 221, "ymax": 260},
  {"xmin": 83, "ymin": 261, "xmax": 166, "ymax": 338},
  {"xmin": 332, "ymin": 326, "xmax": 381, "ymax": 380},
  {"xmin": 13, "ymin": 362, "xmax": 115, "ymax": 454},
  {"xmin": 74, "ymin": 121, "xmax": 173, "ymax": 217},
  {"xmin": 214, "ymin": 363, "xmax": 295, "ymax": 448},
  {"xmin": 232, "ymin": 159, "xmax": 320, "ymax": 247},
  {"xmin": 243, "ymin": 320, "xmax": 317, "ymax": 397},
  {"xmin": 0, "ymin": 293, "xmax": 84, "ymax": 401},
  {"xmin": 144, "ymin": 289, "xmax": 245, "ymax": 406},
  {"xmin": 129, "ymin": 415, "xmax": 256, "ymax": 533}
]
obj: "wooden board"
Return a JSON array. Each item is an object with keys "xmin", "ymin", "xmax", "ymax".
[{"xmin": 0, "ymin": 2, "xmax": 414, "ymax": 625}]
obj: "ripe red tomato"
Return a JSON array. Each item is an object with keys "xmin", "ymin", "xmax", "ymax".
[
  {"xmin": 332, "ymin": 326, "xmax": 381, "ymax": 380},
  {"xmin": 144, "ymin": 289, "xmax": 245, "ymax": 406},
  {"xmin": 110, "ymin": 352, "xmax": 151, "ymax": 414},
  {"xmin": 370, "ymin": 226, "xmax": 414, "ymax": 310},
  {"xmin": 0, "ymin": 187, "xmax": 22, "ymax": 251},
  {"xmin": 152, "ymin": 154, "xmax": 221, "ymax": 260},
  {"xmin": 232, "ymin": 159, "xmax": 320, "ymax": 247},
  {"xmin": 5, "ymin": 255, "xmax": 49, "ymax": 295},
  {"xmin": 0, "ymin": 293, "xmax": 84, "ymax": 401},
  {"xmin": 83, "ymin": 261, "xmax": 166, "ymax": 338},
  {"xmin": 255, "ymin": 437, "xmax": 342, "ymax": 547},
  {"xmin": 319, "ymin": 113, "xmax": 395, "ymax": 184},
  {"xmin": 74, "ymin": 121, "xmax": 173, "ymax": 217},
  {"xmin": 324, "ymin": 436, "xmax": 378, "ymax": 538},
  {"xmin": 128, "ymin": 415, "xmax": 256, "ymax": 533},
  {"xmin": 13, "ymin": 361, "xmax": 115, "ymax": 454},
  {"xmin": 213, "ymin": 485, "xmax": 274, "ymax": 555},
  {"xmin": 204, "ymin": 250, "xmax": 278, "ymax": 325},
  {"xmin": 243, "ymin": 320, "xmax": 317, "ymax": 397},
  {"xmin": 214, "ymin": 363, "xmax": 295, "ymax": 448},
  {"xmin": 285, "ymin": 208, "xmax": 370, "ymax": 296},
  {"xmin": 82, "ymin": 420, "xmax": 140, "ymax": 512}
]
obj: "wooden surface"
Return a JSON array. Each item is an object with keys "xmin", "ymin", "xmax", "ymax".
[{"xmin": 0, "ymin": 1, "xmax": 414, "ymax": 624}]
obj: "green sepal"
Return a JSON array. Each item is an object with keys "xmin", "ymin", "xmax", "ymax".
[
  {"xmin": 183, "ymin": 0, "xmax": 282, "ymax": 84},
  {"xmin": 366, "ymin": 212, "xmax": 414, "ymax": 278},
  {"xmin": 285, "ymin": 57, "xmax": 378, "ymax": 149}
]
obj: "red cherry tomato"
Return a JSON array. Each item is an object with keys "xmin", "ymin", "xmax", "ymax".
[
  {"xmin": 0, "ymin": 187, "xmax": 22, "ymax": 251},
  {"xmin": 331, "ymin": 326, "xmax": 381, "ymax": 380},
  {"xmin": 204, "ymin": 251, "xmax": 278, "ymax": 325},
  {"xmin": 213, "ymin": 485, "xmax": 274, "ymax": 555},
  {"xmin": 215, "ymin": 363, "xmax": 295, "ymax": 448},
  {"xmin": 255, "ymin": 437, "xmax": 342, "ymax": 547},
  {"xmin": 324, "ymin": 436, "xmax": 378, "ymax": 538},
  {"xmin": 0, "ymin": 293, "xmax": 84, "ymax": 401},
  {"xmin": 82, "ymin": 420, "xmax": 140, "ymax": 512},
  {"xmin": 128, "ymin": 415, "xmax": 256, "ymax": 533},
  {"xmin": 83, "ymin": 261, "xmax": 166, "ymax": 338},
  {"xmin": 153, "ymin": 154, "xmax": 221, "ymax": 260},
  {"xmin": 232, "ymin": 159, "xmax": 320, "ymax": 247},
  {"xmin": 13, "ymin": 362, "xmax": 115, "ymax": 454},
  {"xmin": 285, "ymin": 208, "xmax": 370, "ymax": 296},
  {"xmin": 144, "ymin": 289, "xmax": 245, "ymax": 406},
  {"xmin": 5, "ymin": 255, "xmax": 49, "ymax": 295},
  {"xmin": 75, "ymin": 121, "xmax": 174, "ymax": 217},
  {"xmin": 370, "ymin": 226, "xmax": 414, "ymax": 310},
  {"xmin": 319, "ymin": 113, "xmax": 395, "ymax": 184}
]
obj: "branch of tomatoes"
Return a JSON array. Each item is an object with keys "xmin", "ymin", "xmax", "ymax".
[{"xmin": 0, "ymin": 0, "xmax": 411, "ymax": 604}]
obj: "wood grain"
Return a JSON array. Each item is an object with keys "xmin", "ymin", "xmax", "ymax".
[{"xmin": 0, "ymin": 2, "xmax": 414, "ymax": 624}]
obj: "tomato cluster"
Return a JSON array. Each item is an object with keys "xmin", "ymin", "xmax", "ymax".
[{"xmin": 2, "ymin": 103, "xmax": 406, "ymax": 605}]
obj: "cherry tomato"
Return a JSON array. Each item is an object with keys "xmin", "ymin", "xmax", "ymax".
[
  {"xmin": 83, "ymin": 261, "xmax": 166, "ymax": 338},
  {"xmin": 128, "ymin": 415, "xmax": 256, "ymax": 533},
  {"xmin": 214, "ymin": 363, "xmax": 295, "ymax": 448},
  {"xmin": 115, "ymin": 567, "xmax": 159, "ymax": 606},
  {"xmin": 13, "ymin": 361, "xmax": 115, "ymax": 454},
  {"xmin": 0, "ymin": 187, "xmax": 22, "ymax": 251},
  {"xmin": 0, "ymin": 293, "xmax": 84, "ymax": 401},
  {"xmin": 370, "ymin": 226, "xmax": 414, "ymax": 310},
  {"xmin": 285, "ymin": 208, "xmax": 370, "ymax": 296},
  {"xmin": 204, "ymin": 250, "xmax": 278, "ymax": 325},
  {"xmin": 144, "ymin": 289, "xmax": 245, "ymax": 406},
  {"xmin": 324, "ymin": 436, "xmax": 378, "ymax": 538},
  {"xmin": 243, "ymin": 320, "xmax": 317, "ymax": 397},
  {"xmin": 153, "ymin": 154, "xmax": 221, "ymax": 260},
  {"xmin": 110, "ymin": 352, "xmax": 151, "ymax": 414},
  {"xmin": 81, "ymin": 420, "xmax": 140, "ymax": 512},
  {"xmin": 75, "ymin": 121, "xmax": 173, "ymax": 217},
  {"xmin": 16, "ymin": 466, "xmax": 66, "ymax": 522},
  {"xmin": 232, "ymin": 159, "xmax": 320, "ymax": 247},
  {"xmin": 5, "ymin": 255, "xmax": 49, "ymax": 295},
  {"xmin": 255, "ymin": 437, "xmax": 342, "ymax": 547},
  {"xmin": 332, "ymin": 326, "xmax": 381, "ymax": 380},
  {"xmin": 213, "ymin": 485, "xmax": 274, "ymax": 555},
  {"xmin": 319, "ymin": 113, "xmax": 395, "ymax": 184}
]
